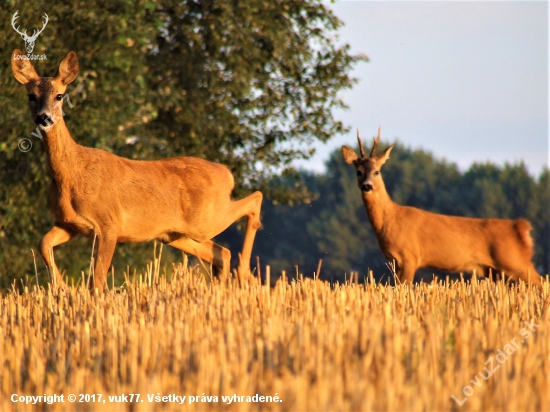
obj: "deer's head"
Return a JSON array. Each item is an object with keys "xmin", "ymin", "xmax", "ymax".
[
  {"xmin": 11, "ymin": 49, "xmax": 79, "ymax": 131},
  {"xmin": 342, "ymin": 128, "xmax": 394, "ymax": 194},
  {"xmin": 12, "ymin": 11, "xmax": 49, "ymax": 55}
]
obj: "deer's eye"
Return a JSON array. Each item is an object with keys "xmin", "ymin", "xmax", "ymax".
[
  {"xmin": 55, "ymin": 94, "xmax": 63, "ymax": 101},
  {"xmin": 374, "ymin": 171, "xmax": 380, "ymax": 176},
  {"xmin": 28, "ymin": 94, "xmax": 36, "ymax": 102},
  {"xmin": 356, "ymin": 170, "xmax": 362, "ymax": 177}
]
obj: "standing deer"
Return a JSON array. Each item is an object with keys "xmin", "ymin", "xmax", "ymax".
[
  {"xmin": 342, "ymin": 128, "xmax": 542, "ymax": 286},
  {"xmin": 11, "ymin": 49, "xmax": 263, "ymax": 292}
]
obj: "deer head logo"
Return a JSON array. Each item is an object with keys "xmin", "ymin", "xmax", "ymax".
[{"xmin": 11, "ymin": 11, "xmax": 49, "ymax": 54}]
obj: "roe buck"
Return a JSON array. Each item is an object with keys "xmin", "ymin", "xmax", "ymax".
[
  {"xmin": 342, "ymin": 128, "xmax": 542, "ymax": 286},
  {"xmin": 11, "ymin": 49, "xmax": 263, "ymax": 292}
]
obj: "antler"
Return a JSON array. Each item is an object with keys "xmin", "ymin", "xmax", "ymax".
[
  {"xmin": 11, "ymin": 11, "xmax": 28, "ymax": 38},
  {"xmin": 370, "ymin": 127, "xmax": 381, "ymax": 157},
  {"xmin": 357, "ymin": 129, "xmax": 366, "ymax": 158},
  {"xmin": 29, "ymin": 13, "xmax": 48, "ymax": 41}
]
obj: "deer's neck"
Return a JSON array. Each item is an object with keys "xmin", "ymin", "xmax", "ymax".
[
  {"xmin": 362, "ymin": 184, "xmax": 395, "ymax": 234},
  {"xmin": 42, "ymin": 119, "xmax": 79, "ymax": 185}
]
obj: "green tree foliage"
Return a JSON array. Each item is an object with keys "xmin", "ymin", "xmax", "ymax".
[
  {"xmin": 0, "ymin": 0, "xmax": 363, "ymax": 286},
  {"xmin": 145, "ymin": 0, "xmax": 362, "ymax": 195}
]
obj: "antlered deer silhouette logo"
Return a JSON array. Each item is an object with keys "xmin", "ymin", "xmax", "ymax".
[{"xmin": 11, "ymin": 11, "xmax": 48, "ymax": 54}]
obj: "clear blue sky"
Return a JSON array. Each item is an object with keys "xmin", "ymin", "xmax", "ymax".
[{"xmin": 295, "ymin": 1, "xmax": 548, "ymax": 176}]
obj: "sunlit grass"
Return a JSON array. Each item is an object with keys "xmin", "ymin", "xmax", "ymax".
[{"xmin": 1, "ymin": 259, "xmax": 549, "ymax": 411}]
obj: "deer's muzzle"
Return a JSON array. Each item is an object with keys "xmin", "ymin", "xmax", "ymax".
[
  {"xmin": 361, "ymin": 183, "xmax": 373, "ymax": 192},
  {"xmin": 35, "ymin": 113, "xmax": 53, "ymax": 127}
]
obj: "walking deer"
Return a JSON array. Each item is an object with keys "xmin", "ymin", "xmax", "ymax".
[
  {"xmin": 342, "ymin": 128, "xmax": 542, "ymax": 286},
  {"xmin": 12, "ymin": 49, "xmax": 263, "ymax": 292}
]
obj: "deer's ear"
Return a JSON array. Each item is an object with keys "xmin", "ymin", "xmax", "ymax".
[
  {"xmin": 376, "ymin": 144, "xmax": 395, "ymax": 166},
  {"xmin": 342, "ymin": 146, "xmax": 359, "ymax": 165},
  {"xmin": 11, "ymin": 49, "xmax": 39, "ymax": 84},
  {"xmin": 56, "ymin": 50, "xmax": 79, "ymax": 85}
]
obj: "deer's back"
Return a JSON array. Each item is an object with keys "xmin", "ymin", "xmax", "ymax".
[{"xmin": 381, "ymin": 205, "xmax": 532, "ymax": 271}]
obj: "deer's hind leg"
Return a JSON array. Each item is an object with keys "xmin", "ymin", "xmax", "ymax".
[
  {"xmin": 225, "ymin": 191, "xmax": 263, "ymax": 275},
  {"xmin": 502, "ymin": 262, "xmax": 543, "ymax": 287},
  {"xmin": 212, "ymin": 192, "xmax": 263, "ymax": 273},
  {"xmin": 493, "ymin": 246, "xmax": 542, "ymax": 287},
  {"xmin": 190, "ymin": 190, "xmax": 262, "ymax": 277},
  {"xmin": 169, "ymin": 237, "xmax": 231, "ymax": 278},
  {"xmin": 523, "ymin": 263, "xmax": 543, "ymax": 286},
  {"xmin": 39, "ymin": 224, "xmax": 74, "ymax": 288}
]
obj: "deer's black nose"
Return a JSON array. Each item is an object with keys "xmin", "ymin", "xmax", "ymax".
[
  {"xmin": 35, "ymin": 113, "xmax": 53, "ymax": 127},
  {"xmin": 361, "ymin": 183, "xmax": 373, "ymax": 192}
]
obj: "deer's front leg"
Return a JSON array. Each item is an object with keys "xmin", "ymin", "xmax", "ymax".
[
  {"xmin": 92, "ymin": 234, "xmax": 117, "ymax": 292},
  {"xmin": 395, "ymin": 260, "xmax": 416, "ymax": 285},
  {"xmin": 39, "ymin": 225, "xmax": 74, "ymax": 288},
  {"xmin": 168, "ymin": 238, "xmax": 231, "ymax": 279},
  {"xmin": 228, "ymin": 191, "xmax": 263, "ymax": 275}
]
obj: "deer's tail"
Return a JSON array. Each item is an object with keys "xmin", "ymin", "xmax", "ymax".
[{"xmin": 515, "ymin": 218, "xmax": 534, "ymax": 250}]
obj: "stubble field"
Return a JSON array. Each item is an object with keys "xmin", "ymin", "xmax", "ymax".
[{"xmin": 1, "ymin": 257, "xmax": 549, "ymax": 411}]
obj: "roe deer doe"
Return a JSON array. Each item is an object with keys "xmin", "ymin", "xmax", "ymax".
[
  {"xmin": 12, "ymin": 49, "xmax": 263, "ymax": 292},
  {"xmin": 342, "ymin": 128, "xmax": 542, "ymax": 286}
]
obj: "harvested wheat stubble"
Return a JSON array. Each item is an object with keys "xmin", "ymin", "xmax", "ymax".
[{"xmin": 1, "ymin": 264, "xmax": 549, "ymax": 411}]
